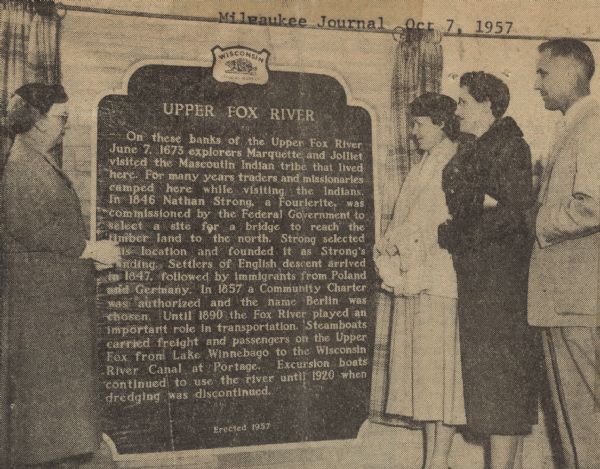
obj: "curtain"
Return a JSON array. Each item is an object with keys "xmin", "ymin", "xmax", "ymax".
[
  {"xmin": 0, "ymin": 1, "xmax": 61, "ymax": 465},
  {"xmin": 370, "ymin": 29, "xmax": 443, "ymax": 427},
  {"xmin": 0, "ymin": 0, "xmax": 61, "ymax": 164},
  {"xmin": 381, "ymin": 28, "xmax": 443, "ymax": 232}
]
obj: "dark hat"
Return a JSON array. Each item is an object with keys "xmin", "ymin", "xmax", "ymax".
[
  {"xmin": 13, "ymin": 83, "xmax": 67, "ymax": 115},
  {"xmin": 409, "ymin": 92, "xmax": 457, "ymax": 118}
]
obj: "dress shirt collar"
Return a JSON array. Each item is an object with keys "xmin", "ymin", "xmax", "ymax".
[{"xmin": 564, "ymin": 94, "xmax": 597, "ymax": 128}]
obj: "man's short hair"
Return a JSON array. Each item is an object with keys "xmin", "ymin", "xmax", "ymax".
[
  {"xmin": 459, "ymin": 71, "xmax": 510, "ymax": 119},
  {"xmin": 538, "ymin": 38, "xmax": 595, "ymax": 80}
]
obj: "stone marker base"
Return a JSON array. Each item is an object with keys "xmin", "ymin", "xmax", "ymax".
[{"xmin": 109, "ymin": 412, "xmax": 556, "ymax": 469}]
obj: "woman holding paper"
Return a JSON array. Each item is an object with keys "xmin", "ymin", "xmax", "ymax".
[
  {"xmin": 1, "ymin": 83, "xmax": 119, "ymax": 468},
  {"xmin": 375, "ymin": 93, "xmax": 468, "ymax": 469},
  {"xmin": 439, "ymin": 71, "xmax": 542, "ymax": 469}
]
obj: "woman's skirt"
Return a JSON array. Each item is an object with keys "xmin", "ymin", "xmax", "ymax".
[
  {"xmin": 454, "ymin": 247, "xmax": 542, "ymax": 435},
  {"xmin": 385, "ymin": 293, "xmax": 465, "ymax": 425}
]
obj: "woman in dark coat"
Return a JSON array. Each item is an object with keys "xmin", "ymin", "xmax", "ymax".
[
  {"xmin": 1, "ymin": 83, "xmax": 119, "ymax": 468},
  {"xmin": 438, "ymin": 72, "xmax": 542, "ymax": 469}
]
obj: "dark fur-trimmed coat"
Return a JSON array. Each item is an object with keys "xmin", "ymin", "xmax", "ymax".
[{"xmin": 438, "ymin": 119, "xmax": 542, "ymax": 436}]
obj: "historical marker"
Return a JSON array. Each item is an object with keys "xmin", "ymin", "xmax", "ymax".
[{"xmin": 96, "ymin": 47, "xmax": 376, "ymax": 454}]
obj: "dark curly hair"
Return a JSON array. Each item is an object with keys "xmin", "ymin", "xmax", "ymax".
[
  {"xmin": 409, "ymin": 92, "xmax": 460, "ymax": 141},
  {"xmin": 7, "ymin": 83, "xmax": 68, "ymax": 136},
  {"xmin": 460, "ymin": 71, "xmax": 510, "ymax": 119}
]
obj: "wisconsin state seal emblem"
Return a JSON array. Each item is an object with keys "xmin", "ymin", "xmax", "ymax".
[{"xmin": 211, "ymin": 46, "xmax": 270, "ymax": 85}]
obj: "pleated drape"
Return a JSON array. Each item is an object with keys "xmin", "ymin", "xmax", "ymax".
[{"xmin": 0, "ymin": 0, "xmax": 61, "ymax": 163}]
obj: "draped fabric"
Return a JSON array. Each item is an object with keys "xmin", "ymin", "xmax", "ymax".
[
  {"xmin": 0, "ymin": 1, "xmax": 61, "ymax": 465},
  {"xmin": 370, "ymin": 29, "xmax": 443, "ymax": 427},
  {"xmin": 0, "ymin": 0, "xmax": 61, "ymax": 165},
  {"xmin": 381, "ymin": 28, "xmax": 443, "ymax": 232}
]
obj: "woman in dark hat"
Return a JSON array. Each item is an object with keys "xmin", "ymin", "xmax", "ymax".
[
  {"xmin": 439, "ymin": 72, "xmax": 542, "ymax": 469},
  {"xmin": 2, "ymin": 83, "xmax": 119, "ymax": 468},
  {"xmin": 376, "ymin": 92, "xmax": 469, "ymax": 469}
]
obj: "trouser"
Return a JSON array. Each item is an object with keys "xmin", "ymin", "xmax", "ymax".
[{"xmin": 543, "ymin": 327, "xmax": 600, "ymax": 469}]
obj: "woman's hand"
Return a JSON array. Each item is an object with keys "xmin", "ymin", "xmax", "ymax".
[
  {"xmin": 375, "ymin": 238, "xmax": 399, "ymax": 257},
  {"xmin": 81, "ymin": 240, "xmax": 121, "ymax": 267},
  {"xmin": 483, "ymin": 193, "xmax": 498, "ymax": 208},
  {"xmin": 438, "ymin": 222, "xmax": 449, "ymax": 250}
]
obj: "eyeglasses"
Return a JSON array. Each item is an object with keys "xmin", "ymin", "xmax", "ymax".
[{"xmin": 47, "ymin": 103, "xmax": 69, "ymax": 119}]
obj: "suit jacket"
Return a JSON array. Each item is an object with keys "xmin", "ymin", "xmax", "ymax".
[
  {"xmin": 379, "ymin": 137, "xmax": 457, "ymax": 298},
  {"xmin": 528, "ymin": 96, "xmax": 600, "ymax": 327}
]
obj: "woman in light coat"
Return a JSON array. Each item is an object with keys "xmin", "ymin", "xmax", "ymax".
[{"xmin": 375, "ymin": 93, "xmax": 468, "ymax": 469}]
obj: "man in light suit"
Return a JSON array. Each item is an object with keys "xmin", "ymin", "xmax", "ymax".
[{"xmin": 529, "ymin": 38, "xmax": 600, "ymax": 468}]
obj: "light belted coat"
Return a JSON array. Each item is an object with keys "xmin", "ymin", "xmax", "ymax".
[
  {"xmin": 379, "ymin": 137, "xmax": 457, "ymax": 298},
  {"xmin": 529, "ymin": 96, "xmax": 600, "ymax": 327}
]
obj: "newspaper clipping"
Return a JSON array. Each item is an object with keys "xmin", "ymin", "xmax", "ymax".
[{"xmin": 0, "ymin": 1, "xmax": 598, "ymax": 468}]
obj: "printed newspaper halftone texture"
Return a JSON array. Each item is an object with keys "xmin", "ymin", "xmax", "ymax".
[
  {"xmin": 369, "ymin": 291, "xmax": 414, "ymax": 426},
  {"xmin": 596, "ymin": 326, "xmax": 599, "ymax": 413},
  {"xmin": 8, "ymin": 1, "xmax": 600, "ymax": 467}
]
